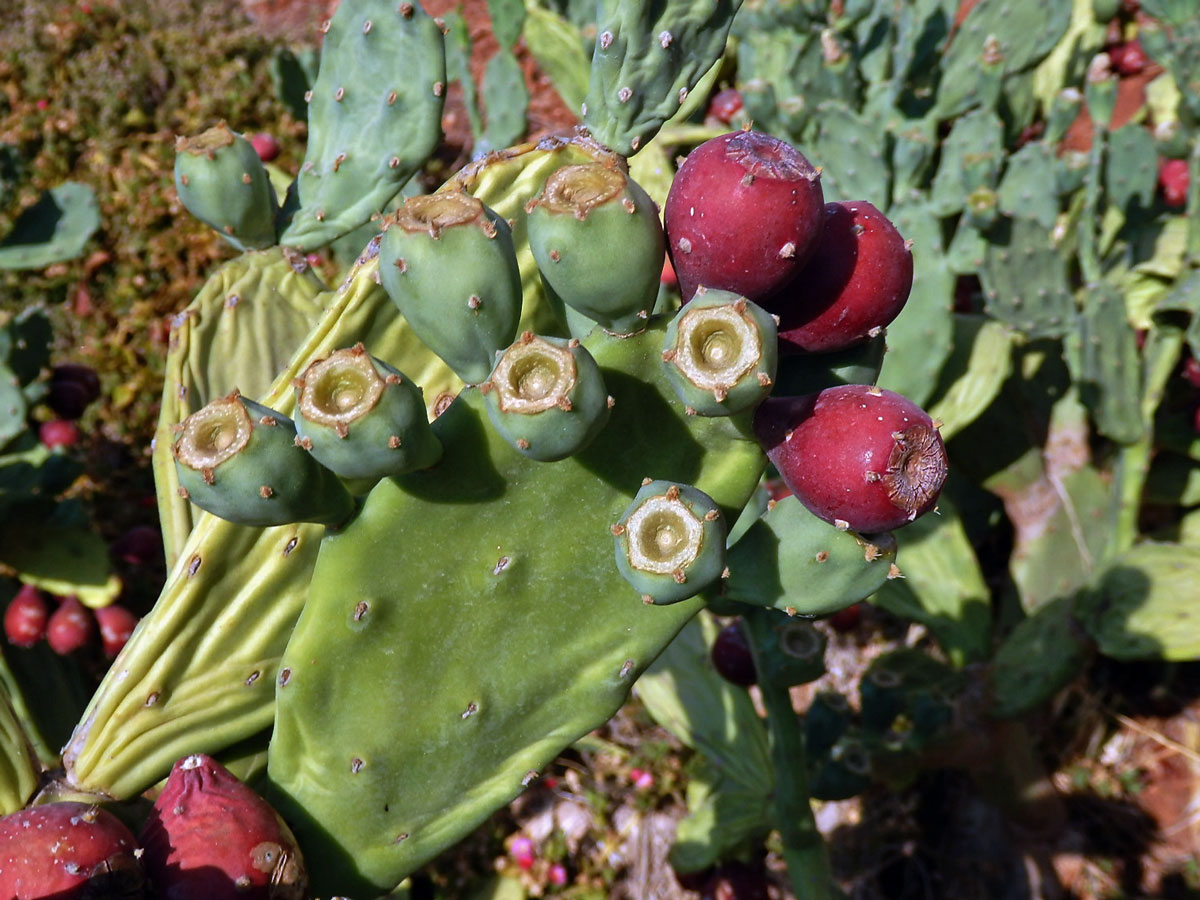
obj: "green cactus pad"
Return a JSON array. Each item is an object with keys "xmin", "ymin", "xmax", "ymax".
[
  {"xmin": 1078, "ymin": 542, "xmax": 1200, "ymax": 660},
  {"xmin": 173, "ymin": 393, "xmax": 353, "ymax": 528},
  {"xmin": 526, "ymin": 162, "xmax": 664, "ymax": 335},
  {"xmin": 979, "ymin": 215, "xmax": 1075, "ymax": 340},
  {"xmin": 717, "ymin": 496, "xmax": 897, "ymax": 617},
  {"xmin": 267, "ymin": 320, "xmax": 764, "ymax": 896},
  {"xmin": 481, "ymin": 333, "xmax": 611, "ymax": 461},
  {"xmin": 0, "ymin": 181, "xmax": 101, "ymax": 270},
  {"xmin": 989, "ymin": 596, "xmax": 1092, "ymax": 719},
  {"xmin": 379, "ymin": 192, "xmax": 523, "ymax": 384},
  {"xmin": 174, "ymin": 123, "xmax": 278, "ymax": 251},
  {"xmin": 661, "ymin": 288, "xmax": 777, "ymax": 416},
  {"xmin": 613, "ymin": 479, "xmax": 728, "ymax": 604},
  {"xmin": 278, "ymin": 0, "xmax": 446, "ymax": 250},
  {"xmin": 0, "ymin": 680, "xmax": 38, "ymax": 815},
  {"xmin": 582, "ymin": 0, "xmax": 743, "ymax": 155},
  {"xmin": 294, "ymin": 345, "xmax": 442, "ymax": 481}
]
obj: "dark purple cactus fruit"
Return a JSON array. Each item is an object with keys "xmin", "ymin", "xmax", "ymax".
[
  {"xmin": 47, "ymin": 363, "xmax": 101, "ymax": 420},
  {"xmin": 0, "ymin": 801, "xmax": 145, "ymax": 900},
  {"xmin": 109, "ymin": 525, "xmax": 164, "ymax": 568},
  {"xmin": 711, "ymin": 860, "xmax": 771, "ymax": 900},
  {"xmin": 139, "ymin": 753, "xmax": 307, "ymax": 900},
  {"xmin": 754, "ymin": 386, "xmax": 947, "ymax": 533},
  {"xmin": 771, "ymin": 201, "xmax": 914, "ymax": 355},
  {"xmin": 711, "ymin": 620, "xmax": 758, "ymax": 686},
  {"xmin": 46, "ymin": 596, "xmax": 96, "ymax": 655},
  {"xmin": 664, "ymin": 130, "xmax": 824, "ymax": 304},
  {"xmin": 4, "ymin": 583, "xmax": 49, "ymax": 648}
]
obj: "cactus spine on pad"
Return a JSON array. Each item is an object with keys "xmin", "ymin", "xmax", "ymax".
[
  {"xmin": 294, "ymin": 345, "xmax": 442, "ymax": 481},
  {"xmin": 481, "ymin": 333, "xmax": 611, "ymax": 461},
  {"xmin": 379, "ymin": 192, "xmax": 523, "ymax": 385},
  {"xmin": 173, "ymin": 392, "xmax": 353, "ymax": 528},
  {"xmin": 661, "ymin": 287, "xmax": 778, "ymax": 416},
  {"xmin": 526, "ymin": 163, "xmax": 665, "ymax": 335},
  {"xmin": 174, "ymin": 123, "xmax": 278, "ymax": 251}
]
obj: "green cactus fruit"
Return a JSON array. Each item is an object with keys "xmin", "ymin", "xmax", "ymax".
[
  {"xmin": 293, "ymin": 344, "xmax": 442, "ymax": 483},
  {"xmin": 750, "ymin": 614, "xmax": 826, "ymax": 687},
  {"xmin": 481, "ymin": 332, "xmax": 611, "ymax": 461},
  {"xmin": 808, "ymin": 734, "xmax": 872, "ymax": 801},
  {"xmin": 174, "ymin": 123, "xmax": 278, "ymax": 251},
  {"xmin": 612, "ymin": 480, "xmax": 727, "ymax": 604},
  {"xmin": 526, "ymin": 162, "xmax": 664, "ymax": 335},
  {"xmin": 660, "ymin": 287, "xmax": 778, "ymax": 416},
  {"xmin": 803, "ymin": 689, "xmax": 851, "ymax": 759},
  {"xmin": 379, "ymin": 192, "xmax": 522, "ymax": 384},
  {"xmin": 172, "ymin": 392, "xmax": 353, "ymax": 528}
]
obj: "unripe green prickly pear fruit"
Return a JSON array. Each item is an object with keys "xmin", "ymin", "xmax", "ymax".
[
  {"xmin": 809, "ymin": 734, "xmax": 872, "ymax": 801},
  {"xmin": 753, "ymin": 615, "xmax": 826, "ymax": 686},
  {"xmin": 174, "ymin": 122, "xmax": 278, "ymax": 250},
  {"xmin": 804, "ymin": 690, "xmax": 852, "ymax": 758},
  {"xmin": 612, "ymin": 479, "xmax": 726, "ymax": 604},
  {"xmin": 172, "ymin": 391, "xmax": 353, "ymax": 527},
  {"xmin": 481, "ymin": 332, "xmax": 611, "ymax": 461},
  {"xmin": 661, "ymin": 287, "xmax": 778, "ymax": 416},
  {"xmin": 293, "ymin": 344, "xmax": 442, "ymax": 482},
  {"xmin": 526, "ymin": 163, "xmax": 665, "ymax": 335},
  {"xmin": 378, "ymin": 191, "xmax": 522, "ymax": 384}
]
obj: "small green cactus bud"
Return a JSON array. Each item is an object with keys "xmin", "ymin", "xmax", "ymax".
[
  {"xmin": 804, "ymin": 690, "xmax": 852, "ymax": 758},
  {"xmin": 661, "ymin": 287, "xmax": 778, "ymax": 416},
  {"xmin": 526, "ymin": 163, "xmax": 665, "ymax": 335},
  {"xmin": 172, "ymin": 391, "xmax": 353, "ymax": 527},
  {"xmin": 378, "ymin": 191, "xmax": 522, "ymax": 384},
  {"xmin": 753, "ymin": 616, "xmax": 826, "ymax": 687},
  {"xmin": 809, "ymin": 734, "xmax": 872, "ymax": 801},
  {"xmin": 174, "ymin": 122, "xmax": 278, "ymax": 250},
  {"xmin": 612, "ymin": 480, "xmax": 726, "ymax": 605},
  {"xmin": 481, "ymin": 332, "xmax": 611, "ymax": 461},
  {"xmin": 293, "ymin": 344, "xmax": 442, "ymax": 481}
]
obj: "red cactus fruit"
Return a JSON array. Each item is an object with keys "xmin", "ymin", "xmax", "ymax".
[
  {"xmin": 771, "ymin": 200, "xmax": 914, "ymax": 354},
  {"xmin": 711, "ymin": 620, "xmax": 758, "ymax": 686},
  {"xmin": 664, "ymin": 130, "xmax": 824, "ymax": 303},
  {"xmin": 0, "ymin": 801, "xmax": 145, "ymax": 900},
  {"xmin": 4, "ymin": 584, "xmax": 49, "ymax": 647},
  {"xmin": 706, "ymin": 87, "xmax": 745, "ymax": 125},
  {"xmin": 47, "ymin": 363, "xmax": 101, "ymax": 420},
  {"xmin": 754, "ymin": 386, "xmax": 948, "ymax": 533},
  {"xmin": 46, "ymin": 596, "xmax": 96, "ymax": 655},
  {"xmin": 110, "ymin": 524, "xmax": 164, "ymax": 567},
  {"xmin": 1108, "ymin": 39, "xmax": 1148, "ymax": 75},
  {"xmin": 1160, "ymin": 158, "xmax": 1189, "ymax": 208},
  {"xmin": 139, "ymin": 753, "xmax": 307, "ymax": 900},
  {"xmin": 39, "ymin": 418, "xmax": 81, "ymax": 449},
  {"xmin": 94, "ymin": 604, "xmax": 139, "ymax": 658},
  {"xmin": 828, "ymin": 602, "xmax": 863, "ymax": 633},
  {"xmin": 249, "ymin": 132, "xmax": 280, "ymax": 163}
]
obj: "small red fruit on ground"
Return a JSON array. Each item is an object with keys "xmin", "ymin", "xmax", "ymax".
[
  {"xmin": 754, "ymin": 385, "xmax": 948, "ymax": 533},
  {"xmin": 1159, "ymin": 158, "xmax": 1189, "ymax": 208},
  {"xmin": 711, "ymin": 619, "xmax": 758, "ymax": 686},
  {"xmin": 706, "ymin": 87, "xmax": 744, "ymax": 125},
  {"xmin": 139, "ymin": 753, "xmax": 307, "ymax": 900},
  {"xmin": 46, "ymin": 596, "xmax": 96, "ymax": 655},
  {"xmin": 39, "ymin": 419, "xmax": 81, "ymax": 449},
  {"xmin": 250, "ymin": 132, "xmax": 281, "ymax": 162},
  {"xmin": 0, "ymin": 802, "xmax": 144, "ymax": 900},
  {"xmin": 664, "ymin": 130, "xmax": 824, "ymax": 303},
  {"xmin": 95, "ymin": 603, "xmax": 139, "ymax": 657},
  {"xmin": 4, "ymin": 584, "xmax": 49, "ymax": 647},
  {"xmin": 1109, "ymin": 39, "xmax": 1148, "ymax": 75},
  {"xmin": 771, "ymin": 200, "xmax": 914, "ymax": 354}
]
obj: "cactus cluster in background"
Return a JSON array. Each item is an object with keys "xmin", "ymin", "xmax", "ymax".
[{"xmin": 5, "ymin": 0, "xmax": 1200, "ymax": 897}]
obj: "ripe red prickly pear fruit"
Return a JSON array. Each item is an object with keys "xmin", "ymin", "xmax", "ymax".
[
  {"xmin": 249, "ymin": 132, "xmax": 280, "ymax": 163},
  {"xmin": 4, "ymin": 584, "xmax": 48, "ymax": 647},
  {"xmin": 94, "ymin": 604, "xmax": 139, "ymax": 658},
  {"xmin": 139, "ymin": 753, "xmax": 307, "ymax": 900},
  {"xmin": 771, "ymin": 201, "xmax": 914, "ymax": 354},
  {"xmin": 664, "ymin": 130, "xmax": 824, "ymax": 304},
  {"xmin": 0, "ymin": 801, "xmax": 145, "ymax": 900},
  {"xmin": 1108, "ymin": 39, "xmax": 1148, "ymax": 75},
  {"xmin": 1159, "ymin": 158, "xmax": 1188, "ymax": 208},
  {"xmin": 706, "ymin": 87, "xmax": 744, "ymax": 125},
  {"xmin": 828, "ymin": 602, "xmax": 863, "ymax": 633},
  {"xmin": 39, "ymin": 419, "xmax": 81, "ymax": 449},
  {"xmin": 754, "ymin": 386, "xmax": 948, "ymax": 533},
  {"xmin": 46, "ymin": 596, "xmax": 96, "ymax": 655},
  {"xmin": 711, "ymin": 620, "xmax": 757, "ymax": 686}
]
